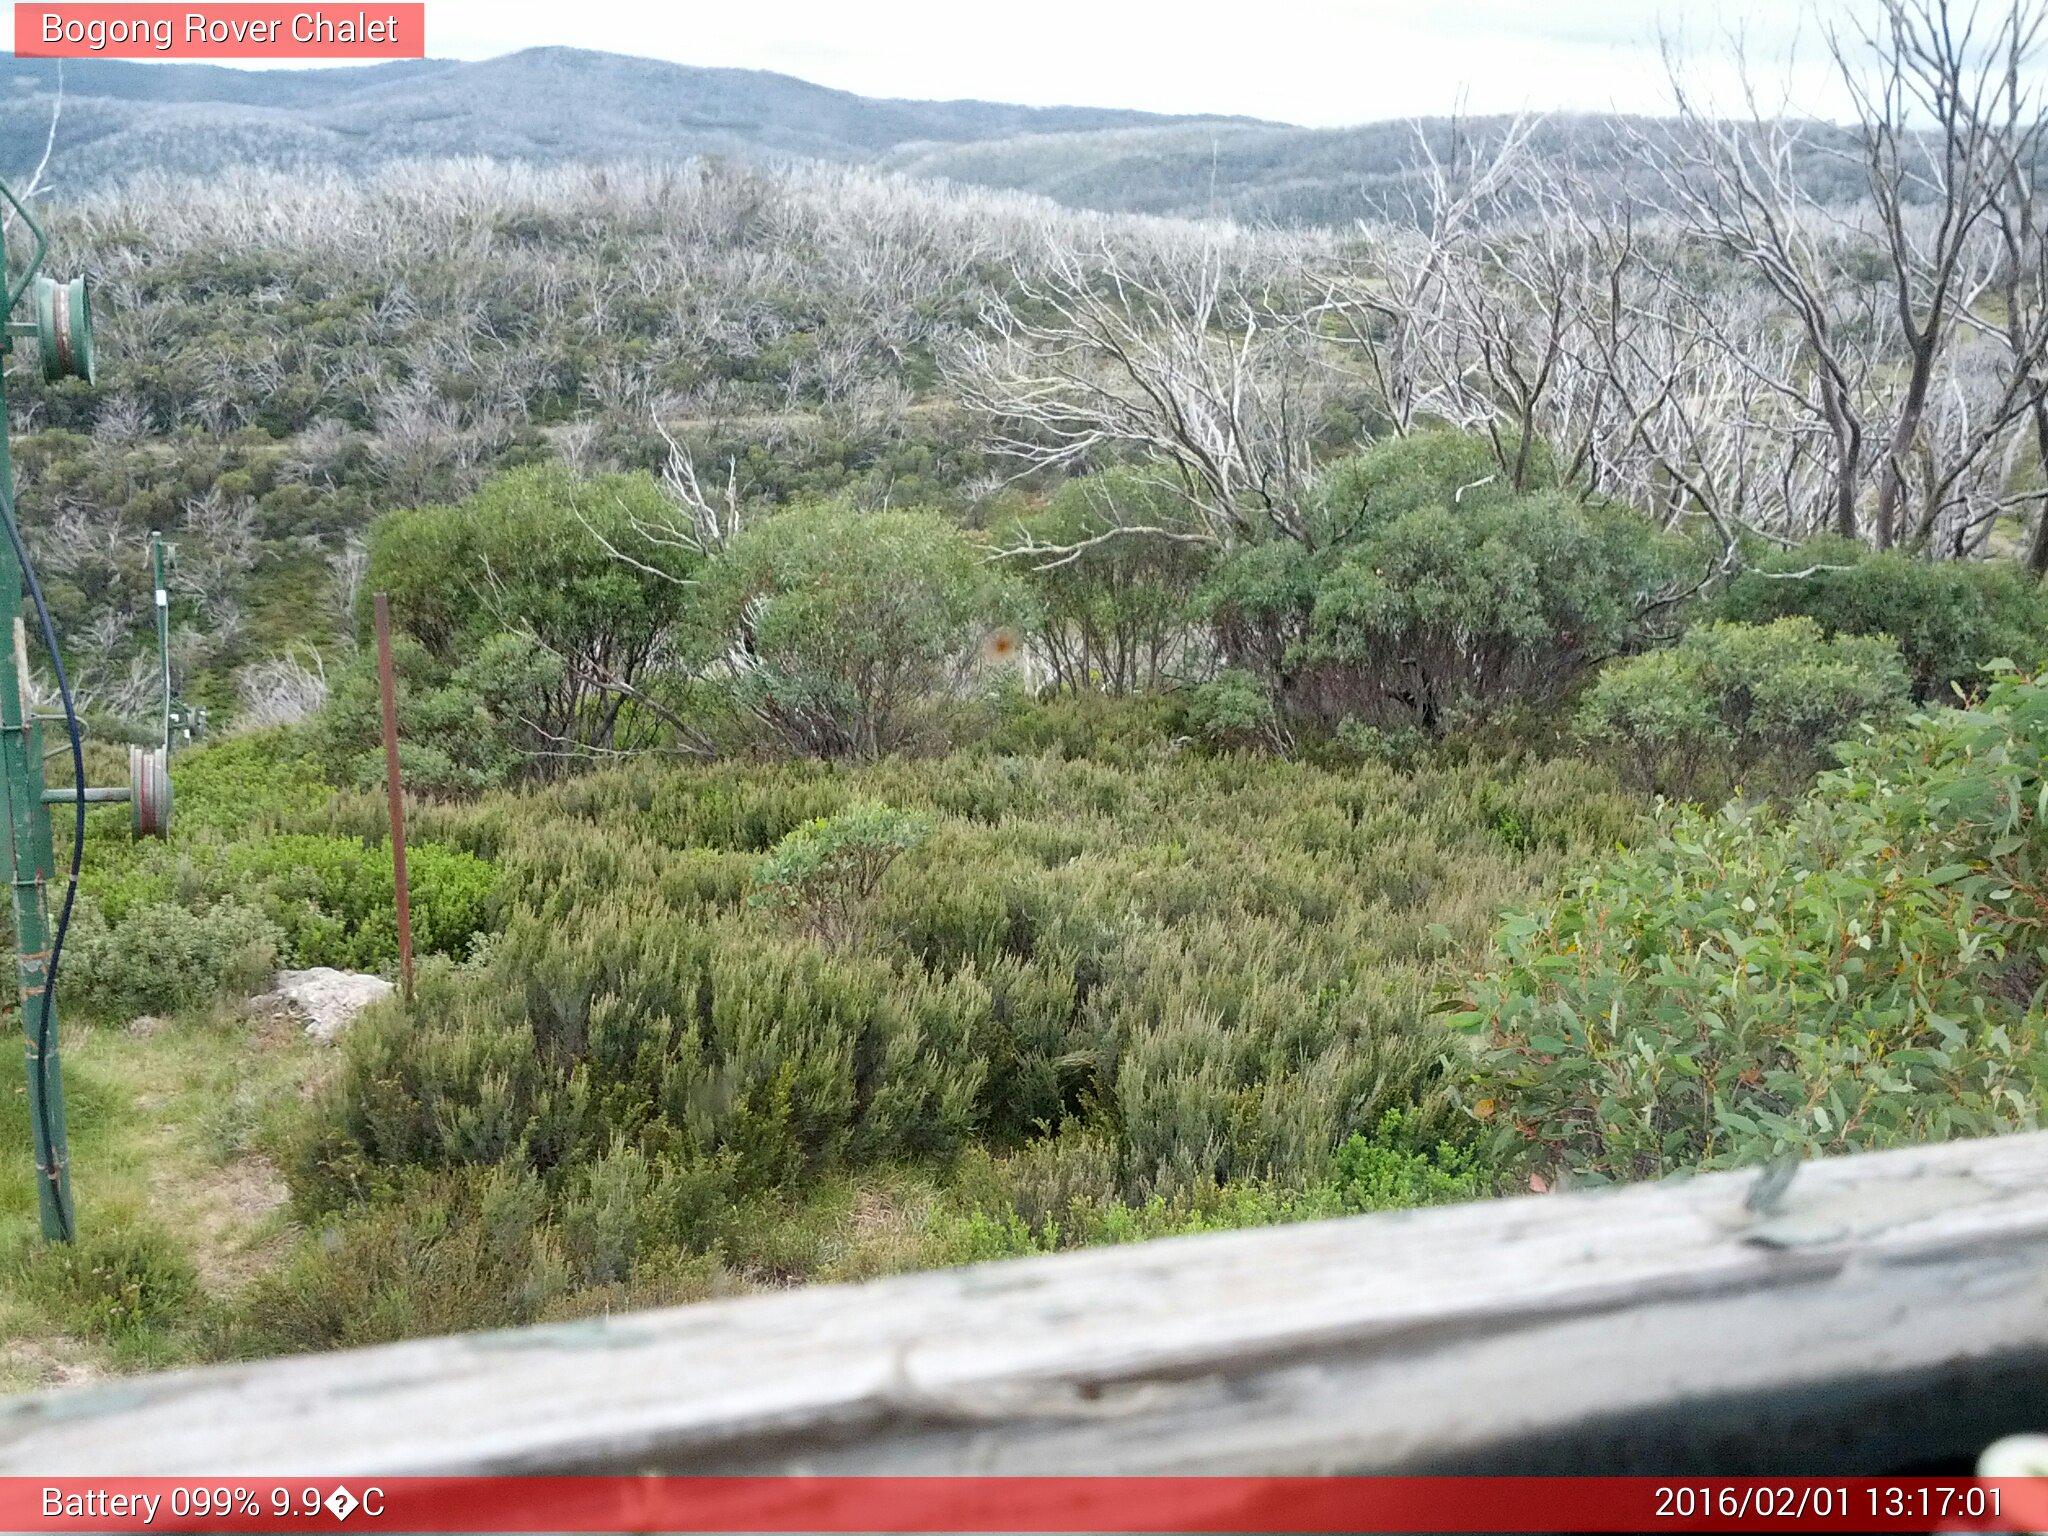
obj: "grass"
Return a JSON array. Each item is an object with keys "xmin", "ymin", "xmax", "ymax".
[{"xmin": 0, "ymin": 1003, "xmax": 324, "ymax": 1391}]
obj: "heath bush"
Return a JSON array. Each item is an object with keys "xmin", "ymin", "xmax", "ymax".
[
  {"xmin": 705, "ymin": 504, "xmax": 1028, "ymax": 758},
  {"xmin": 1576, "ymin": 618, "xmax": 1911, "ymax": 800},
  {"xmin": 17, "ymin": 1223, "xmax": 201, "ymax": 1342},
  {"xmin": 67, "ymin": 897, "xmax": 281, "ymax": 1018},
  {"xmin": 1712, "ymin": 539, "xmax": 2048, "ymax": 700},
  {"xmin": 1010, "ymin": 470, "xmax": 1215, "ymax": 695},
  {"xmin": 750, "ymin": 803, "xmax": 933, "ymax": 945},
  {"xmin": 1202, "ymin": 432, "xmax": 1695, "ymax": 740}
]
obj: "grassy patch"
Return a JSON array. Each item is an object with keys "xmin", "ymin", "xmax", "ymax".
[{"xmin": 0, "ymin": 1007, "xmax": 323, "ymax": 1390}]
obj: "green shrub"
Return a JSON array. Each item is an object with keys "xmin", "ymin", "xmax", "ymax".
[
  {"xmin": 314, "ymin": 636, "xmax": 518, "ymax": 796},
  {"xmin": 1456, "ymin": 669, "xmax": 2048, "ymax": 1184},
  {"xmin": 940, "ymin": 1105, "xmax": 1495, "ymax": 1255},
  {"xmin": 559, "ymin": 1138, "xmax": 667, "ymax": 1286},
  {"xmin": 750, "ymin": 804, "xmax": 933, "ymax": 945},
  {"xmin": 1009, "ymin": 470, "xmax": 1215, "ymax": 695},
  {"xmin": 705, "ymin": 504, "xmax": 1028, "ymax": 758},
  {"xmin": 1202, "ymin": 433, "xmax": 1695, "ymax": 739},
  {"xmin": 81, "ymin": 833, "xmax": 497, "ymax": 989},
  {"xmin": 980, "ymin": 692, "xmax": 1180, "ymax": 766},
  {"xmin": 1712, "ymin": 539, "xmax": 2048, "ymax": 699},
  {"xmin": 165, "ymin": 729, "xmax": 329, "ymax": 834},
  {"xmin": 1576, "ymin": 619, "xmax": 1911, "ymax": 799},
  {"xmin": 222, "ymin": 835, "xmax": 498, "ymax": 969},
  {"xmin": 295, "ymin": 906, "xmax": 991, "ymax": 1213},
  {"xmin": 1301, "ymin": 488, "xmax": 1686, "ymax": 734},
  {"xmin": 352, "ymin": 465, "xmax": 707, "ymax": 780},
  {"xmin": 366, "ymin": 463, "xmax": 704, "ymax": 665},
  {"xmin": 1200, "ymin": 538, "xmax": 1322, "ymax": 694},
  {"xmin": 1302, "ymin": 426, "xmax": 1555, "ymax": 530},
  {"xmin": 287, "ymin": 744, "xmax": 1639, "ymax": 1263},
  {"xmin": 314, "ymin": 628, "xmax": 566, "ymax": 796},
  {"xmin": 1330, "ymin": 1109, "xmax": 1490, "ymax": 1210},
  {"xmin": 1329, "ymin": 718, "xmax": 1430, "ymax": 770},
  {"xmin": 231, "ymin": 1166, "xmax": 571, "ymax": 1353},
  {"xmin": 976, "ymin": 1121, "xmax": 1124, "ymax": 1235},
  {"xmin": 18, "ymin": 1224, "xmax": 200, "ymax": 1340},
  {"xmin": 1184, "ymin": 669, "xmax": 1283, "ymax": 751},
  {"xmin": 67, "ymin": 898, "xmax": 281, "ymax": 1017}
]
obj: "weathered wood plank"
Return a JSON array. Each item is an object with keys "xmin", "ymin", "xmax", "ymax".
[{"xmin": 7, "ymin": 1131, "xmax": 2048, "ymax": 1475}]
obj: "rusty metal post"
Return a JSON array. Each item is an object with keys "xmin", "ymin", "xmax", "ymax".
[{"xmin": 373, "ymin": 593, "xmax": 415, "ymax": 1003}]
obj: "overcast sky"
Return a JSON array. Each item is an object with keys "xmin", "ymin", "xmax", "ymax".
[{"xmin": 380, "ymin": 1, "xmax": 1863, "ymax": 127}]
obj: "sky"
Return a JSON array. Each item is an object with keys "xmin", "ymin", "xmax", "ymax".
[
  {"xmin": 14, "ymin": 0, "xmax": 1879, "ymax": 128},
  {"xmin": 417, "ymin": 0, "xmax": 1861, "ymax": 126}
]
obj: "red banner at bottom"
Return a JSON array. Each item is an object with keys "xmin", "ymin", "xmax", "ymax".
[
  {"xmin": 12, "ymin": 1482, "xmax": 2048, "ymax": 1536},
  {"xmin": 6, "ymin": 1476, "xmax": 2048, "ymax": 1533}
]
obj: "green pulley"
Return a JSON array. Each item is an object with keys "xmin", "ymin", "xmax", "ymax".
[{"xmin": 33, "ymin": 274, "xmax": 92, "ymax": 385}]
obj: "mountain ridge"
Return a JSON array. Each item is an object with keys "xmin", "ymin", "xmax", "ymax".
[
  {"xmin": 0, "ymin": 47, "xmax": 1273, "ymax": 190},
  {"xmin": 0, "ymin": 48, "xmax": 1855, "ymax": 227}
]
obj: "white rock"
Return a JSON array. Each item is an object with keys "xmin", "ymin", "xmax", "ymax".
[{"xmin": 251, "ymin": 967, "xmax": 396, "ymax": 1041}]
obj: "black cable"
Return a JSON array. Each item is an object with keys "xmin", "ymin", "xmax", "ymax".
[{"xmin": 0, "ymin": 475, "xmax": 79, "ymax": 1241}]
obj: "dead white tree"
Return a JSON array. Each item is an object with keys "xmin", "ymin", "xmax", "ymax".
[
  {"xmin": 1649, "ymin": 1, "xmax": 2047, "ymax": 552},
  {"xmin": 1649, "ymin": 80, "xmax": 1884, "ymax": 542},
  {"xmin": 235, "ymin": 647, "xmax": 329, "ymax": 730},
  {"xmin": 1320, "ymin": 116, "xmax": 1547, "ymax": 448},
  {"xmin": 1957, "ymin": 0, "xmax": 2048, "ymax": 570},
  {"xmin": 955, "ymin": 230, "xmax": 1333, "ymax": 556},
  {"xmin": 1837, "ymin": 0, "xmax": 2020, "ymax": 548}
]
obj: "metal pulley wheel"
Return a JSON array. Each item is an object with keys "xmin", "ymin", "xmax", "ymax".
[
  {"xmin": 129, "ymin": 745, "xmax": 170, "ymax": 839},
  {"xmin": 33, "ymin": 274, "xmax": 93, "ymax": 385}
]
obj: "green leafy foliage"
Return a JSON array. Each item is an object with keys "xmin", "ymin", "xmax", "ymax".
[
  {"xmin": 232, "ymin": 1166, "xmax": 574, "ymax": 1352},
  {"xmin": 314, "ymin": 633, "xmax": 537, "ymax": 795},
  {"xmin": 934, "ymin": 1105, "xmax": 1487, "ymax": 1260},
  {"xmin": 705, "ymin": 504, "xmax": 1027, "ymax": 758},
  {"xmin": 83, "ymin": 834, "xmax": 496, "ymax": 978},
  {"xmin": 154, "ymin": 729, "xmax": 332, "ymax": 834},
  {"xmin": 224, "ymin": 836, "xmax": 498, "ymax": 970},
  {"xmin": 1457, "ymin": 670, "xmax": 2048, "ymax": 1184},
  {"xmin": 1328, "ymin": 1109, "xmax": 1489, "ymax": 1211},
  {"xmin": 751, "ymin": 804, "xmax": 934, "ymax": 944},
  {"xmin": 66, "ymin": 899, "xmax": 281, "ymax": 1018},
  {"xmin": 62, "ymin": 729, "xmax": 501, "ymax": 1018},
  {"xmin": 15, "ymin": 1225, "xmax": 201, "ymax": 1342},
  {"xmin": 1007, "ymin": 470, "xmax": 1215, "ymax": 694},
  {"xmin": 1184, "ymin": 668, "xmax": 1284, "ymax": 750},
  {"xmin": 1576, "ymin": 619, "xmax": 1912, "ymax": 800},
  {"xmin": 1200, "ymin": 538, "xmax": 1322, "ymax": 693},
  {"xmin": 1204, "ymin": 432, "xmax": 1695, "ymax": 739},
  {"xmin": 1712, "ymin": 538, "xmax": 2048, "ymax": 699},
  {"xmin": 344, "ymin": 464, "xmax": 706, "ymax": 781},
  {"xmin": 285, "ymin": 734, "xmax": 1640, "ymax": 1282},
  {"xmin": 1302, "ymin": 493, "xmax": 1687, "ymax": 733}
]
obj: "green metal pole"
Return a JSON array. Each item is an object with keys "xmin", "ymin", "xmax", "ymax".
[
  {"xmin": 0, "ymin": 222, "xmax": 72, "ymax": 1242},
  {"xmin": 151, "ymin": 535, "xmax": 169, "ymax": 751}
]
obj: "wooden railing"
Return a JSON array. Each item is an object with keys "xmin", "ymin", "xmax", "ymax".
[{"xmin": 6, "ymin": 1130, "xmax": 2048, "ymax": 1476}]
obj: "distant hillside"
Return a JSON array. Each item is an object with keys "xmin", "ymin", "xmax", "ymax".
[
  {"xmin": 0, "ymin": 49, "xmax": 1871, "ymax": 227},
  {"xmin": 0, "ymin": 48, "xmax": 1261, "ymax": 193},
  {"xmin": 878, "ymin": 114, "xmax": 1877, "ymax": 225}
]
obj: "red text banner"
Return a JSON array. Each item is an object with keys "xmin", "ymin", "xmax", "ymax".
[
  {"xmin": 5, "ymin": 1476, "xmax": 2048, "ymax": 1533},
  {"xmin": 14, "ymin": 5, "xmax": 424, "ymax": 59}
]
